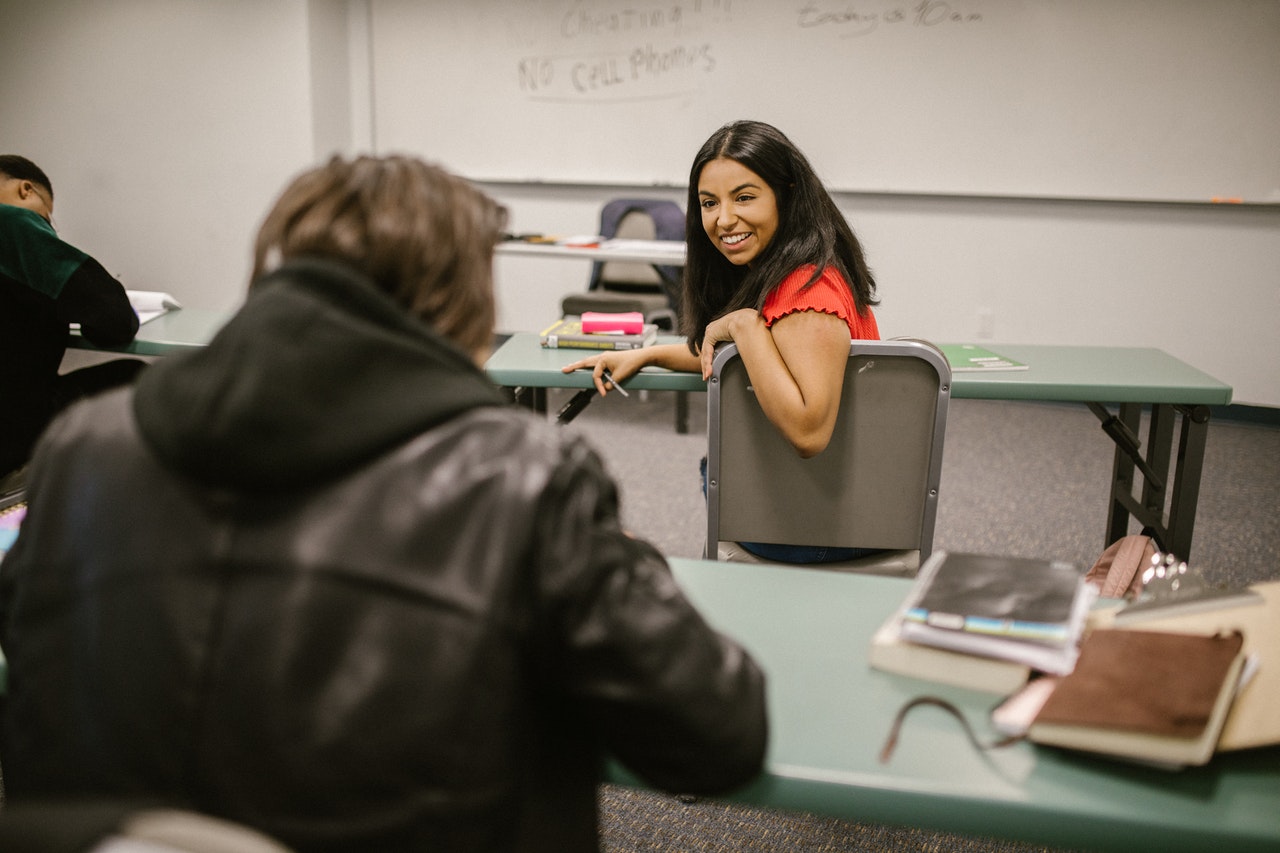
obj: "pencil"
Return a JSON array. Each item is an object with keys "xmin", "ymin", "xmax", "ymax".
[{"xmin": 602, "ymin": 368, "xmax": 629, "ymax": 397}]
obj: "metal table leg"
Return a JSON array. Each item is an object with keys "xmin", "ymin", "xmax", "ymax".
[{"xmin": 1097, "ymin": 401, "xmax": 1211, "ymax": 560}]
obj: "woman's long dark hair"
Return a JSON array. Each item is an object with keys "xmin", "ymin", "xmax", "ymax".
[{"xmin": 681, "ymin": 121, "xmax": 877, "ymax": 351}]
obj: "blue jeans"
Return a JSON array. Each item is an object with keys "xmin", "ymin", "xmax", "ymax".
[{"xmin": 700, "ymin": 457, "xmax": 885, "ymax": 565}]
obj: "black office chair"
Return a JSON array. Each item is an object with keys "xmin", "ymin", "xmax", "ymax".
[
  {"xmin": 560, "ymin": 197, "xmax": 684, "ymax": 330},
  {"xmin": 560, "ymin": 198, "xmax": 692, "ymax": 432},
  {"xmin": 706, "ymin": 339, "xmax": 951, "ymax": 576}
]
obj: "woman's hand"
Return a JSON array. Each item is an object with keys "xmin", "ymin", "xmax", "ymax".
[
  {"xmin": 700, "ymin": 308, "xmax": 766, "ymax": 379},
  {"xmin": 560, "ymin": 348, "xmax": 650, "ymax": 396}
]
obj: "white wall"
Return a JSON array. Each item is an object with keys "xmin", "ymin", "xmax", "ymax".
[
  {"xmin": 2, "ymin": 0, "xmax": 322, "ymax": 313},
  {"xmin": 4, "ymin": 2, "xmax": 1277, "ymax": 407}
]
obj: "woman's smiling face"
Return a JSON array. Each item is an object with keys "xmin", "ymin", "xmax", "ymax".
[{"xmin": 697, "ymin": 157, "xmax": 779, "ymax": 267}]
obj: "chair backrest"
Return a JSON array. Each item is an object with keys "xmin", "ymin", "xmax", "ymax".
[
  {"xmin": 588, "ymin": 198, "xmax": 684, "ymax": 302},
  {"xmin": 706, "ymin": 339, "xmax": 950, "ymax": 559}
]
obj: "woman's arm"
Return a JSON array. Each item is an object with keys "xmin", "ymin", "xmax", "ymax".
[
  {"xmin": 701, "ymin": 308, "xmax": 849, "ymax": 458},
  {"xmin": 561, "ymin": 342, "xmax": 700, "ymax": 397}
]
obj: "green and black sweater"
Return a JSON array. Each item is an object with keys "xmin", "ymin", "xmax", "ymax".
[{"xmin": 0, "ymin": 203, "xmax": 137, "ymax": 472}]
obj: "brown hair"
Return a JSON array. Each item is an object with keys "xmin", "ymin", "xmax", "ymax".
[{"xmin": 252, "ymin": 155, "xmax": 507, "ymax": 360}]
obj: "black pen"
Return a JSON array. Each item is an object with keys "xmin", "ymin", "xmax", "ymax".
[{"xmin": 602, "ymin": 368, "xmax": 629, "ymax": 397}]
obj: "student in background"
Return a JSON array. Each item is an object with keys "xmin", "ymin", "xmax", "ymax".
[
  {"xmin": 563, "ymin": 119, "xmax": 881, "ymax": 562},
  {"xmin": 0, "ymin": 154, "xmax": 767, "ymax": 852},
  {"xmin": 0, "ymin": 155, "xmax": 144, "ymax": 481}
]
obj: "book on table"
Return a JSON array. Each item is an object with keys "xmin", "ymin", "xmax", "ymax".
[
  {"xmin": 1000, "ymin": 628, "xmax": 1248, "ymax": 769},
  {"xmin": 1113, "ymin": 568, "xmax": 1264, "ymax": 625},
  {"xmin": 869, "ymin": 610, "xmax": 1032, "ymax": 694},
  {"xmin": 892, "ymin": 551, "xmax": 1095, "ymax": 676},
  {"xmin": 939, "ymin": 344, "xmax": 1028, "ymax": 371},
  {"xmin": 540, "ymin": 315, "xmax": 658, "ymax": 350},
  {"xmin": 1089, "ymin": 580, "xmax": 1278, "ymax": 752},
  {"xmin": 127, "ymin": 289, "xmax": 183, "ymax": 324}
]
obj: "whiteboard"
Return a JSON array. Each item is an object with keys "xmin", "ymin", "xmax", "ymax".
[{"xmin": 370, "ymin": 0, "xmax": 1280, "ymax": 203}]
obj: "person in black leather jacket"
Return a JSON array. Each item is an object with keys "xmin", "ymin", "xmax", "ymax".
[{"xmin": 0, "ymin": 155, "xmax": 768, "ymax": 852}]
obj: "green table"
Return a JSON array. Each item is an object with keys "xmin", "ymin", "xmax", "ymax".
[
  {"xmin": 70, "ymin": 320, "xmax": 1235, "ymax": 559},
  {"xmin": 70, "ymin": 307, "xmax": 230, "ymax": 356},
  {"xmin": 486, "ymin": 335, "xmax": 1234, "ymax": 560},
  {"xmin": 643, "ymin": 557, "xmax": 1278, "ymax": 853},
  {"xmin": 1, "ymin": 555, "xmax": 1270, "ymax": 850}
]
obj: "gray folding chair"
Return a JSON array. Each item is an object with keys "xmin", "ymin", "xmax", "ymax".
[{"xmin": 706, "ymin": 339, "xmax": 951, "ymax": 576}]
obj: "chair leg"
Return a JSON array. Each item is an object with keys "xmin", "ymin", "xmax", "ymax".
[{"xmin": 675, "ymin": 391, "xmax": 689, "ymax": 434}]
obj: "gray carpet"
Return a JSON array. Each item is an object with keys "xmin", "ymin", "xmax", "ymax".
[
  {"xmin": 559, "ymin": 387, "xmax": 1279, "ymax": 853},
  {"xmin": 598, "ymin": 784, "xmax": 1061, "ymax": 853},
  {"xmin": 560, "ymin": 389, "xmax": 1280, "ymax": 590}
]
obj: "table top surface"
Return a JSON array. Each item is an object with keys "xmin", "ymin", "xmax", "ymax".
[
  {"xmin": 71, "ymin": 308, "xmax": 229, "ymax": 356},
  {"xmin": 945, "ymin": 342, "xmax": 1231, "ymax": 405},
  {"xmin": 655, "ymin": 557, "xmax": 1278, "ymax": 853},
  {"xmin": 73, "ymin": 317, "xmax": 1234, "ymax": 408},
  {"xmin": 487, "ymin": 332, "xmax": 696, "ymax": 392},
  {"xmin": 496, "ymin": 238, "xmax": 686, "ymax": 265},
  {"xmin": 486, "ymin": 333, "xmax": 1233, "ymax": 406}
]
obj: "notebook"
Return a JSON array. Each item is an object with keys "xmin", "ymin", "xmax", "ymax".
[
  {"xmin": 127, "ymin": 289, "xmax": 183, "ymax": 324},
  {"xmin": 895, "ymin": 551, "xmax": 1093, "ymax": 675},
  {"xmin": 1024, "ymin": 629, "xmax": 1247, "ymax": 769},
  {"xmin": 1090, "ymin": 580, "xmax": 1279, "ymax": 752},
  {"xmin": 0, "ymin": 495, "xmax": 27, "ymax": 556},
  {"xmin": 939, "ymin": 344, "xmax": 1028, "ymax": 371}
]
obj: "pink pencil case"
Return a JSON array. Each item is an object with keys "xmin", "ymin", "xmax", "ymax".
[{"xmin": 581, "ymin": 311, "xmax": 645, "ymax": 335}]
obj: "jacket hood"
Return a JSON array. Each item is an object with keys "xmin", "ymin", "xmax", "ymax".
[{"xmin": 133, "ymin": 257, "xmax": 504, "ymax": 491}]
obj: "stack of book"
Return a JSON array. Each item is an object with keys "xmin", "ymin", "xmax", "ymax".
[
  {"xmin": 872, "ymin": 550, "xmax": 1267, "ymax": 768},
  {"xmin": 539, "ymin": 312, "xmax": 657, "ymax": 351},
  {"xmin": 1084, "ymin": 579, "xmax": 1276, "ymax": 757},
  {"xmin": 992, "ymin": 628, "xmax": 1249, "ymax": 769},
  {"xmin": 870, "ymin": 551, "xmax": 1094, "ymax": 694}
]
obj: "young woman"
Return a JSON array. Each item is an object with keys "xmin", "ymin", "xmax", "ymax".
[
  {"xmin": 563, "ymin": 120, "xmax": 880, "ymax": 460},
  {"xmin": 564, "ymin": 121, "xmax": 882, "ymax": 563}
]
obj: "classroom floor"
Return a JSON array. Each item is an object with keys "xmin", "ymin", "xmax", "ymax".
[{"xmin": 559, "ymin": 388, "xmax": 1280, "ymax": 591}]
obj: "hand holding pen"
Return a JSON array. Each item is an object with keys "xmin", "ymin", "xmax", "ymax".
[
  {"xmin": 555, "ymin": 364, "xmax": 629, "ymax": 425},
  {"xmin": 602, "ymin": 368, "xmax": 629, "ymax": 397},
  {"xmin": 559, "ymin": 351, "xmax": 642, "ymax": 398}
]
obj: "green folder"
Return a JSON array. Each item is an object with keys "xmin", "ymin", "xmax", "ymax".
[{"xmin": 940, "ymin": 344, "xmax": 1029, "ymax": 372}]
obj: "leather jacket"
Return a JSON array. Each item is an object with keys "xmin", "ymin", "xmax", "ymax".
[{"xmin": 0, "ymin": 259, "xmax": 768, "ymax": 852}]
